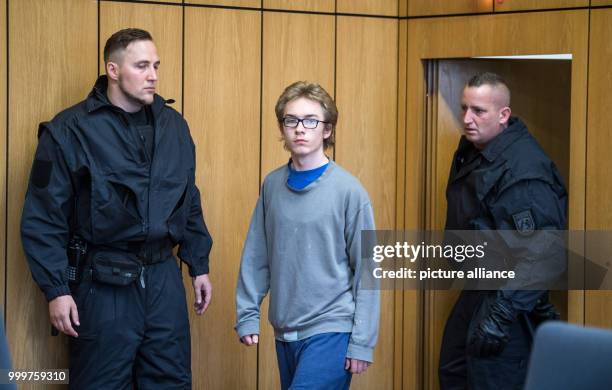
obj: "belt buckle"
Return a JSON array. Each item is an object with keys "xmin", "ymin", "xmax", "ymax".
[{"xmin": 138, "ymin": 245, "xmax": 151, "ymax": 264}]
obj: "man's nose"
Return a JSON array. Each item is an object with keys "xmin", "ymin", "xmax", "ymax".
[
  {"xmin": 463, "ymin": 110, "xmax": 472, "ymax": 124},
  {"xmin": 148, "ymin": 66, "xmax": 158, "ymax": 81}
]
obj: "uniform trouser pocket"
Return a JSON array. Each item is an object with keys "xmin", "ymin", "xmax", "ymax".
[{"xmin": 69, "ymin": 280, "xmax": 139, "ymax": 390}]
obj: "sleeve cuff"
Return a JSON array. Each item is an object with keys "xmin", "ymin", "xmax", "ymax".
[
  {"xmin": 188, "ymin": 259, "xmax": 209, "ymax": 277},
  {"xmin": 235, "ymin": 320, "xmax": 260, "ymax": 338},
  {"xmin": 346, "ymin": 342, "xmax": 374, "ymax": 363},
  {"xmin": 44, "ymin": 284, "xmax": 72, "ymax": 302}
]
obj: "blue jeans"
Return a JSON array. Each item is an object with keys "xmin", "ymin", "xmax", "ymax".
[{"xmin": 275, "ymin": 332, "xmax": 352, "ymax": 390}]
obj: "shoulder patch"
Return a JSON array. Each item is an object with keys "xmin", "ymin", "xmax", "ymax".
[
  {"xmin": 31, "ymin": 159, "xmax": 53, "ymax": 189},
  {"xmin": 512, "ymin": 210, "xmax": 535, "ymax": 236}
]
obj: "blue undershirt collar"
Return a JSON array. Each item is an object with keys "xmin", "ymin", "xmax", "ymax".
[{"xmin": 287, "ymin": 161, "xmax": 329, "ymax": 190}]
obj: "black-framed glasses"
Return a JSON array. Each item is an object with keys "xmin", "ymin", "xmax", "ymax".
[{"xmin": 281, "ymin": 117, "xmax": 328, "ymax": 129}]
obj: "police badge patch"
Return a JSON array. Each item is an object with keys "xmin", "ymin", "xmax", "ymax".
[{"xmin": 512, "ymin": 210, "xmax": 535, "ymax": 236}]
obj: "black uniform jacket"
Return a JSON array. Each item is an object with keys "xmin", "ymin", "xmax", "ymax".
[
  {"xmin": 445, "ymin": 117, "xmax": 567, "ymax": 310},
  {"xmin": 21, "ymin": 76, "xmax": 213, "ymax": 301}
]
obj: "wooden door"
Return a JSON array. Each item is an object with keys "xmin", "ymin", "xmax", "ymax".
[{"xmin": 406, "ymin": 10, "xmax": 588, "ymax": 389}]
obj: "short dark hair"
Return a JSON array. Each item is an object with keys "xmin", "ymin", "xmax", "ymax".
[
  {"xmin": 466, "ymin": 72, "xmax": 507, "ymax": 88},
  {"xmin": 103, "ymin": 28, "xmax": 153, "ymax": 64},
  {"xmin": 275, "ymin": 81, "xmax": 338, "ymax": 150},
  {"xmin": 466, "ymin": 72, "xmax": 511, "ymax": 105}
]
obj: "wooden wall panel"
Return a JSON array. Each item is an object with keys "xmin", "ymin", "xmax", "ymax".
[
  {"xmin": 585, "ymin": 9, "xmax": 612, "ymax": 328},
  {"xmin": 591, "ymin": 0, "xmax": 612, "ymax": 5},
  {"xmin": 7, "ymin": 0, "xmax": 97, "ymax": 379},
  {"xmin": 100, "ymin": 2, "xmax": 183, "ymax": 111},
  {"xmin": 134, "ymin": 0, "xmax": 181, "ymax": 3},
  {"xmin": 337, "ymin": 0, "xmax": 397, "ymax": 16},
  {"xmin": 183, "ymin": 7, "xmax": 261, "ymax": 390},
  {"xmin": 260, "ymin": 12, "xmax": 335, "ymax": 389},
  {"xmin": 407, "ymin": 10, "xmax": 588, "ymax": 389},
  {"xmin": 408, "ymin": 0, "xmax": 492, "ymax": 16},
  {"xmin": 495, "ymin": 0, "xmax": 587, "ymax": 12},
  {"xmin": 336, "ymin": 16, "xmax": 397, "ymax": 390},
  {"xmin": 264, "ymin": 0, "xmax": 334, "ymax": 12},
  {"xmin": 399, "ymin": 0, "xmax": 408, "ymax": 16},
  {"xmin": 190, "ymin": 0, "xmax": 261, "ymax": 7},
  {"xmin": 0, "ymin": 0, "xmax": 6, "ymax": 319}
]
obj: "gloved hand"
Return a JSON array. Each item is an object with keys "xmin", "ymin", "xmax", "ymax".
[
  {"xmin": 468, "ymin": 298, "xmax": 517, "ymax": 358},
  {"xmin": 530, "ymin": 299, "xmax": 560, "ymax": 324}
]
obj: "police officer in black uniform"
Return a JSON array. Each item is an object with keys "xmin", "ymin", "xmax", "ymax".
[
  {"xmin": 438, "ymin": 73, "xmax": 567, "ymax": 389},
  {"xmin": 21, "ymin": 28, "xmax": 213, "ymax": 389}
]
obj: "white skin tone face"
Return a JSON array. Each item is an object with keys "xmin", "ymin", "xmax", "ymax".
[
  {"xmin": 105, "ymin": 40, "xmax": 160, "ymax": 113},
  {"xmin": 460, "ymin": 84, "xmax": 511, "ymax": 149},
  {"xmin": 280, "ymin": 97, "xmax": 332, "ymax": 171}
]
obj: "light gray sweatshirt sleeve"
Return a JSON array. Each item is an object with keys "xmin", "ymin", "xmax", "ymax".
[
  {"xmin": 235, "ymin": 195, "xmax": 270, "ymax": 338},
  {"xmin": 345, "ymin": 203, "xmax": 380, "ymax": 362}
]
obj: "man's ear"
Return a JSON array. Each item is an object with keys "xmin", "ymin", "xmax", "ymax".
[
  {"xmin": 499, "ymin": 106, "xmax": 511, "ymax": 125},
  {"xmin": 106, "ymin": 61, "xmax": 120, "ymax": 81}
]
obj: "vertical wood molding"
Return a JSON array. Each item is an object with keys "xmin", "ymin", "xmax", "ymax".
[{"xmin": 0, "ymin": 0, "xmax": 7, "ymax": 319}]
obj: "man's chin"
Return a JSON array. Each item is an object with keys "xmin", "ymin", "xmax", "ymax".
[
  {"xmin": 463, "ymin": 132, "xmax": 479, "ymax": 143},
  {"xmin": 139, "ymin": 95, "xmax": 154, "ymax": 105}
]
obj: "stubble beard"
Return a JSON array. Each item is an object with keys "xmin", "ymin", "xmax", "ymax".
[{"xmin": 118, "ymin": 79, "xmax": 152, "ymax": 107}]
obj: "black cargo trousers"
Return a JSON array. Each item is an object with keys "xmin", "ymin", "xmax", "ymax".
[{"xmin": 69, "ymin": 251, "xmax": 190, "ymax": 390}]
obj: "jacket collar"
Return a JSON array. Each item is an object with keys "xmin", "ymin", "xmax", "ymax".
[
  {"xmin": 479, "ymin": 117, "xmax": 528, "ymax": 162},
  {"xmin": 85, "ymin": 75, "xmax": 169, "ymax": 118},
  {"xmin": 450, "ymin": 117, "xmax": 528, "ymax": 183}
]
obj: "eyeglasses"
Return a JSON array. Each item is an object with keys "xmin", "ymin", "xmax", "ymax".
[{"xmin": 281, "ymin": 117, "xmax": 328, "ymax": 129}]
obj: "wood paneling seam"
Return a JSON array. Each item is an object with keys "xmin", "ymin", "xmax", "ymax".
[
  {"xmin": 257, "ymin": 8, "xmax": 263, "ymax": 390},
  {"xmin": 3, "ymin": 0, "xmax": 8, "ymax": 325}
]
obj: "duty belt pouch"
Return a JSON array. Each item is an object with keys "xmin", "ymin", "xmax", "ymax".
[{"xmin": 90, "ymin": 250, "xmax": 140, "ymax": 286}]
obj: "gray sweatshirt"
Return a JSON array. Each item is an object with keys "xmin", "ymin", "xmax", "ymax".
[{"xmin": 235, "ymin": 160, "xmax": 380, "ymax": 362}]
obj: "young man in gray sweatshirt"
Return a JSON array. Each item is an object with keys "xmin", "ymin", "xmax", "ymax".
[{"xmin": 235, "ymin": 81, "xmax": 380, "ymax": 389}]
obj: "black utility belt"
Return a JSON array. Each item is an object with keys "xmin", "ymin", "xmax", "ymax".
[{"xmin": 87, "ymin": 245, "xmax": 172, "ymax": 287}]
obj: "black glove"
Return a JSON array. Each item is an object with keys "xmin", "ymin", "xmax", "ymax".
[
  {"xmin": 468, "ymin": 298, "xmax": 517, "ymax": 358},
  {"xmin": 530, "ymin": 299, "xmax": 560, "ymax": 325}
]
